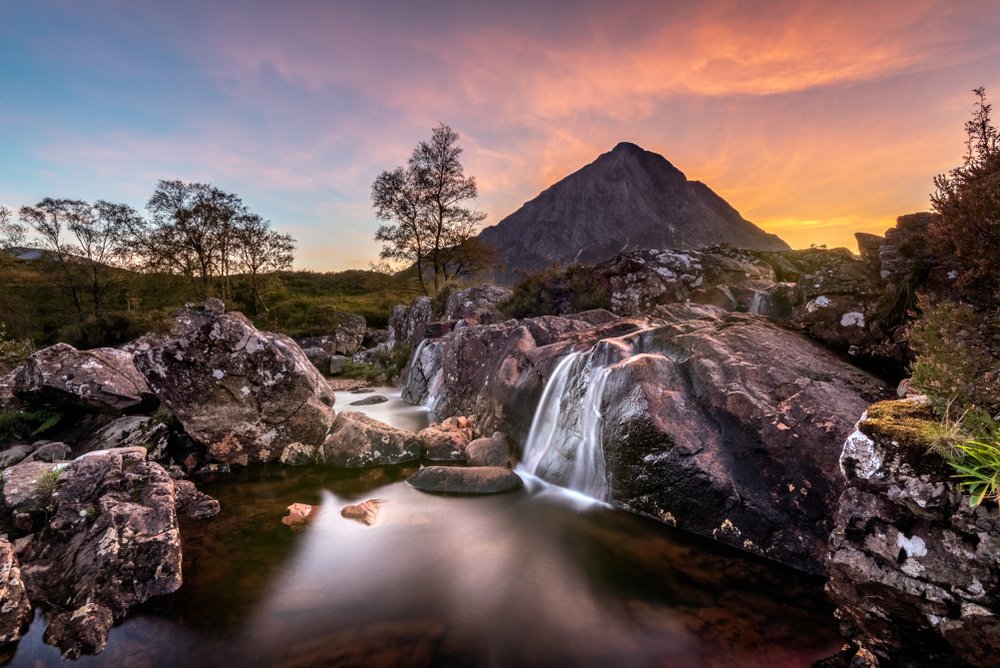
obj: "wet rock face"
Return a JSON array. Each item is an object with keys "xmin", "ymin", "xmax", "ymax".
[
  {"xmin": 400, "ymin": 339, "xmax": 447, "ymax": 406},
  {"xmin": 401, "ymin": 303, "xmax": 883, "ymax": 573},
  {"xmin": 322, "ymin": 411, "xmax": 421, "ymax": 468},
  {"xmin": 10, "ymin": 447, "xmax": 216, "ymax": 659},
  {"xmin": 0, "ymin": 536, "xmax": 31, "ymax": 648},
  {"xmin": 826, "ymin": 399, "xmax": 1000, "ymax": 667},
  {"xmin": 134, "ymin": 302, "xmax": 336, "ymax": 466},
  {"xmin": 12, "ymin": 343, "xmax": 154, "ymax": 415},
  {"xmin": 443, "ymin": 285, "xmax": 513, "ymax": 321}
]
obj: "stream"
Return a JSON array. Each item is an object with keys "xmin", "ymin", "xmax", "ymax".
[{"xmin": 6, "ymin": 387, "xmax": 843, "ymax": 667}]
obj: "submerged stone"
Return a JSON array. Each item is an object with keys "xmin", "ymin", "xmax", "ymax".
[{"xmin": 407, "ymin": 466, "xmax": 523, "ymax": 495}]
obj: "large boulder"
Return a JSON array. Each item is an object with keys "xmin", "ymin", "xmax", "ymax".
[
  {"xmin": 400, "ymin": 339, "xmax": 448, "ymax": 407},
  {"xmin": 321, "ymin": 411, "xmax": 421, "ymax": 468},
  {"xmin": 12, "ymin": 343, "xmax": 154, "ymax": 415},
  {"xmin": 416, "ymin": 416, "xmax": 476, "ymax": 461},
  {"xmin": 134, "ymin": 301, "xmax": 336, "ymax": 466},
  {"xmin": 444, "ymin": 284, "xmax": 513, "ymax": 321},
  {"xmin": 403, "ymin": 303, "xmax": 884, "ymax": 573},
  {"xmin": 825, "ymin": 399, "xmax": 1000, "ymax": 667},
  {"xmin": 11, "ymin": 447, "xmax": 216, "ymax": 658}
]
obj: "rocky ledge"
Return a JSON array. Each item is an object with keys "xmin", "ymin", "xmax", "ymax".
[
  {"xmin": 825, "ymin": 399, "xmax": 999, "ymax": 667},
  {"xmin": 0, "ymin": 446, "xmax": 219, "ymax": 658}
]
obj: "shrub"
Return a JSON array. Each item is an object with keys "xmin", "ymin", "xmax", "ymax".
[
  {"xmin": 0, "ymin": 323, "xmax": 31, "ymax": 374},
  {"xmin": 501, "ymin": 264, "xmax": 611, "ymax": 319},
  {"xmin": 908, "ymin": 298, "xmax": 1000, "ymax": 417},
  {"xmin": 0, "ymin": 409, "xmax": 62, "ymax": 441}
]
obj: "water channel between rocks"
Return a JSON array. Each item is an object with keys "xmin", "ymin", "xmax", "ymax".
[{"xmin": 7, "ymin": 387, "xmax": 843, "ymax": 668}]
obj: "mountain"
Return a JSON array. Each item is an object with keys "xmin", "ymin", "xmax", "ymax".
[{"xmin": 477, "ymin": 142, "xmax": 790, "ymax": 282}]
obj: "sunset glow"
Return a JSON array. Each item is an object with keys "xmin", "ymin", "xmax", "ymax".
[{"xmin": 3, "ymin": 0, "xmax": 1000, "ymax": 268}]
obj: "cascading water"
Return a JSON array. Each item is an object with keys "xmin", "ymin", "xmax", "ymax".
[
  {"xmin": 749, "ymin": 290, "xmax": 766, "ymax": 315},
  {"xmin": 519, "ymin": 338, "xmax": 634, "ymax": 501}
]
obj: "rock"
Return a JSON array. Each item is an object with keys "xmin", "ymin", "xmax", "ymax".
[
  {"xmin": 329, "ymin": 354, "xmax": 348, "ymax": 375},
  {"xmin": 282, "ymin": 502, "xmax": 315, "ymax": 530},
  {"xmin": 299, "ymin": 314, "xmax": 367, "ymax": 357},
  {"xmin": 826, "ymin": 399, "xmax": 1000, "ymax": 667},
  {"xmin": 416, "ymin": 416, "xmax": 476, "ymax": 461},
  {"xmin": 340, "ymin": 499, "xmax": 384, "ymax": 525},
  {"xmin": 444, "ymin": 285, "xmax": 513, "ymax": 321},
  {"xmin": 0, "ymin": 536, "xmax": 31, "ymax": 647},
  {"xmin": 423, "ymin": 321, "xmax": 456, "ymax": 338},
  {"xmin": 407, "ymin": 466, "xmax": 523, "ymax": 494},
  {"xmin": 363, "ymin": 328, "xmax": 388, "ymax": 349},
  {"xmin": 0, "ymin": 369, "xmax": 21, "ymax": 412},
  {"xmin": 43, "ymin": 603, "xmax": 114, "ymax": 660},
  {"xmin": 854, "ymin": 232, "xmax": 884, "ymax": 275},
  {"xmin": 280, "ymin": 441, "xmax": 322, "ymax": 466},
  {"xmin": 1, "ymin": 460, "xmax": 67, "ymax": 526},
  {"xmin": 349, "ymin": 394, "xmax": 388, "ymax": 406},
  {"xmin": 23, "ymin": 441, "xmax": 70, "ymax": 463},
  {"xmin": 15, "ymin": 447, "xmax": 189, "ymax": 658},
  {"xmin": 465, "ymin": 433, "xmax": 511, "ymax": 467},
  {"xmin": 322, "ymin": 411, "xmax": 420, "ymax": 468},
  {"xmin": 173, "ymin": 479, "xmax": 221, "ymax": 519},
  {"xmin": 878, "ymin": 212, "xmax": 934, "ymax": 286},
  {"xmin": 302, "ymin": 346, "xmax": 332, "ymax": 373},
  {"xmin": 0, "ymin": 444, "xmax": 34, "ymax": 468},
  {"xmin": 407, "ymin": 303, "xmax": 883, "ymax": 573},
  {"xmin": 400, "ymin": 339, "xmax": 447, "ymax": 406},
  {"xmin": 387, "ymin": 296, "xmax": 432, "ymax": 350},
  {"xmin": 76, "ymin": 415, "xmax": 171, "ymax": 459},
  {"xmin": 134, "ymin": 301, "xmax": 336, "ymax": 466},
  {"xmin": 13, "ymin": 343, "xmax": 154, "ymax": 414}
]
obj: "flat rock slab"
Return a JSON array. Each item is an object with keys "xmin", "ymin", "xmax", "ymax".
[{"xmin": 407, "ymin": 466, "xmax": 523, "ymax": 495}]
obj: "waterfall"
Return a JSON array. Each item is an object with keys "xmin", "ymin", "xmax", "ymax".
[
  {"xmin": 520, "ymin": 338, "xmax": 633, "ymax": 501},
  {"xmin": 749, "ymin": 290, "xmax": 766, "ymax": 315}
]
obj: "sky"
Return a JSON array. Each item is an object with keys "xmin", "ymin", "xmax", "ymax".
[{"xmin": 2, "ymin": 0, "xmax": 1000, "ymax": 271}]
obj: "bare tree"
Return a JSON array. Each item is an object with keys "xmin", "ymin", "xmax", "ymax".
[
  {"xmin": 232, "ymin": 213, "xmax": 295, "ymax": 314},
  {"xmin": 144, "ymin": 179, "xmax": 245, "ymax": 298},
  {"xmin": 0, "ymin": 206, "xmax": 27, "ymax": 250},
  {"xmin": 19, "ymin": 198, "xmax": 89, "ymax": 321},
  {"xmin": 372, "ymin": 123, "xmax": 488, "ymax": 295}
]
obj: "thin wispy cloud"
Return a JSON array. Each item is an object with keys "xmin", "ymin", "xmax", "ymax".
[{"xmin": 2, "ymin": 0, "xmax": 999, "ymax": 267}]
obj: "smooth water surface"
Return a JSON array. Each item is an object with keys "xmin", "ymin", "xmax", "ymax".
[{"xmin": 7, "ymin": 390, "xmax": 843, "ymax": 668}]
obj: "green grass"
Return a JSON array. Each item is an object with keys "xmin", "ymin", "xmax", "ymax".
[
  {"xmin": 949, "ymin": 436, "xmax": 1000, "ymax": 506},
  {"xmin": 0, "ymin": 257, "xmax": 422, "ymax": 349}
]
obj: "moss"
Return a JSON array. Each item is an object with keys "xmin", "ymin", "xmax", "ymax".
[
  {"xmin": 861, "ymin": 399, "xmax": 938, "ymax": 450},
  {"xmin": 860, "ymin": 399, "xmax": 950, "ymax": 476}
]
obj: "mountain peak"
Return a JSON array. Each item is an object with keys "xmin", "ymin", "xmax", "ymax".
[{"xmin": 477, "ymin": 145, "xmax": 789, "ymax": 283}]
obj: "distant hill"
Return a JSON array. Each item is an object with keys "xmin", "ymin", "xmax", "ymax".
[{"xmin": 477, "ymin": 142, "xmax": 789, "ymax": 282}]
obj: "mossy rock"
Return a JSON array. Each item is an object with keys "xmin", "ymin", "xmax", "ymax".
[{"xmin": 859, "ymin": 399, "xmax": 950, "ymax": 476}]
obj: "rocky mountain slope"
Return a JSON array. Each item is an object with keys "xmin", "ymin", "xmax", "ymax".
[{"xmin": 477, "ymin": 142, "xmax": 789, "ymax": 282}]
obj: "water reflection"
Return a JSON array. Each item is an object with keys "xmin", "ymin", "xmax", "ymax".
[{"xmin": 5, "ymin": 389, "xmax": 842, "ymax": 667}]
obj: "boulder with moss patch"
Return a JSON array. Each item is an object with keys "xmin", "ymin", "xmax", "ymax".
[{"xmin": 826, "ymin": 398, "xmax": 1000, "ymax": 667}]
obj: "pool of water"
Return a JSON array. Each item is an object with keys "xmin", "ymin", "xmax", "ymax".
[{"xmin": 5, "ymin": 388, "xmax": 843, "ymax": 667}]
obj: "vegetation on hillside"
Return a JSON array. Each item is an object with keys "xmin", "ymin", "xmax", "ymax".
[{"xmin": 499, "ymin": 264, "xmax": 611, "ymax": 319}]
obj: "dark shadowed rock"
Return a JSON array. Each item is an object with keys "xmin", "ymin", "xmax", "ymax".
[
  {"xmin": 23, "ymin": 441, "xmax": 70, "ymax": 463},
  {"xmin": 0, "ymin": 444, "xmax": 35, "ymax": 469},
  {"xmin": 299, "ymin": 314, "xmax": 367, "ymax": 358},
  {"xmin": 13, "ymin": 343, "xmax": 154, "ymax": 414},
  {"xmin": 349, "ymin": 394, "xmax": 388, "ymax": 406},
  {"xmin": 173, "ymin": 479, "xmax": 221, "ymax": 519},
  {"xmin": 477, "ymin": 142, "xmax": 788, "ymax": 282},
  {"xmin": 302, "ymin": 346, "xmax": 332, "ymax": 373},
  {"xmin": 322, "ymin": 411, "xmax": 421, "ymax": 468},
  {"xmin": 401, "ymin": 339, "xmax": 447, "ymax": 406},
  {"xmin": 13, "ymin": 447, "xmax": 202, "ymax": 658},
  {"xmin": 407, "ymin": 466, "xmax": 523, "ymax": 494},
  {"xmin": 826, "ymin": 399, "xmax": 1000, "ymax": 667},
  {"xmin": 279, "ymin": 441, "xmax": 322, "ymax": 466},
  {"xmin": 0, "ymin": 536, "xmax": 31, "ymax": 647},
  {"xmin": 134, "ymin": 301, "xmax": 336, "ymax": 466},
  {"xmin": 329, "ymin": 354, "xmax": 348, "ymax": 375}
]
